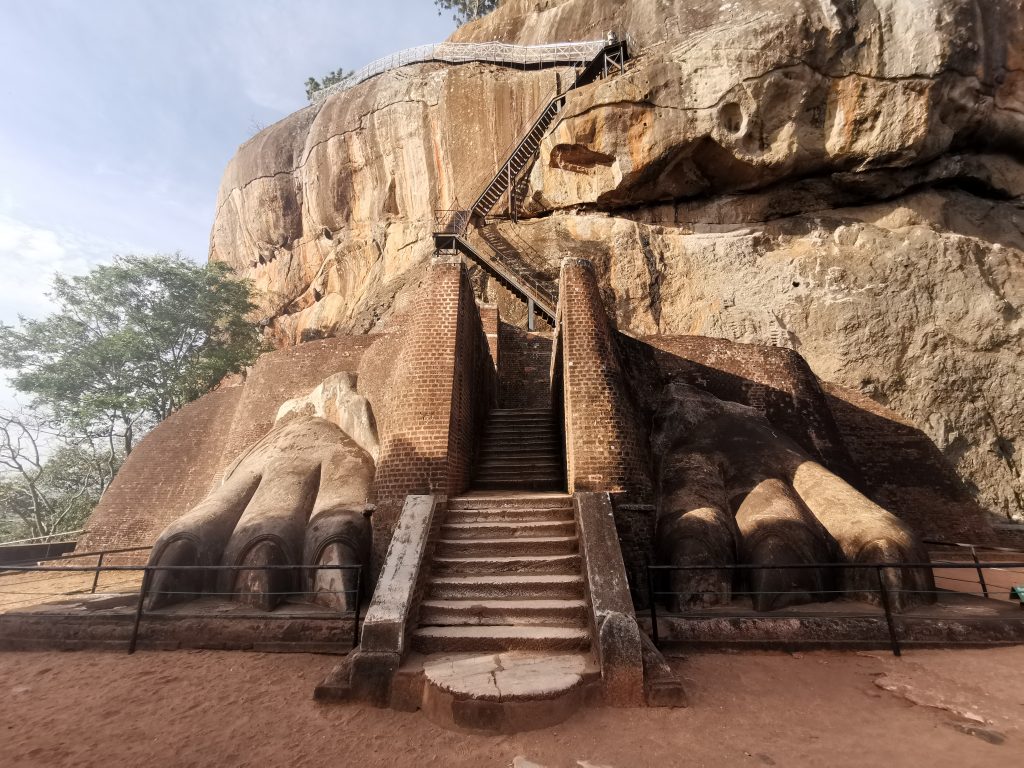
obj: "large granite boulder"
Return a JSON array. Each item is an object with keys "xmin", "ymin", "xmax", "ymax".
[{"xmin": 210, "ymin": 0, "xmax": 1023, "ymax": 521}]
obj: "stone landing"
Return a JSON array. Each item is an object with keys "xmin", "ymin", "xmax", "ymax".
[{"xmin": 417, "ymin": 651, "xmax": 600, "ymax": 733}]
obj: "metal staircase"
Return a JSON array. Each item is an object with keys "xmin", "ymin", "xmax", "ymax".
[{"xmin": 434, "ymin": 36, "xmax": 629, "ymax": 327}]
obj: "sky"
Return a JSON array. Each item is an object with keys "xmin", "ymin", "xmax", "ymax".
[{"xmin": 0, "ymin": 0, "xmax": 456, "ymax": 407}]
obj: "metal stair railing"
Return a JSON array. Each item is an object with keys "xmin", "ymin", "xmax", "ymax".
[
  {"xmin": 312, "ymin": 39, "xmax": 608, "ymax": 104},
  {"xmin": 468, "ymin": 39, "xmax": 629, "ymax": 223},
  {"xmin": 433, "ymin": 37, "xmax": 629, "ymax": 326}
]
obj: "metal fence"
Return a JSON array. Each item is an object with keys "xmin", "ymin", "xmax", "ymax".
[
  {"xmin": 0, "ymin": 529, "xmax": 84, "ymax": 546},
  {"xmin": 0, "ymin": 550, "xmax": 362, "ymax": 654},
  {"xmin": 646, "ymin": 560, "xmax": 1024, "ymax": 657},
  {"xmin": 312, "ymin": 39, "xmax": 608, "ymax": 103}
]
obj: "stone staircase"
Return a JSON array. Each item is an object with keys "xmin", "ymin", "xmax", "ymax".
[
  {"xmin": 412, "ymin": 494, "xmax": 589, "ymax": 654},
  {"xmin": 471, "ymin": 408, "xmax": 564, "ymax": 491}
]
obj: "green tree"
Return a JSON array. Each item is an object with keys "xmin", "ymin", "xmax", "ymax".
[
  {"xmin": 434, "ymin": 0, "xmax": 498, "ymax": 25},
  {"xmin": 305, "ymin": 68, "xmax": 355, "ymax": 101},
  {"xmin": 0, "ymin": 254, "xmax": 264, "ymax": 457}
]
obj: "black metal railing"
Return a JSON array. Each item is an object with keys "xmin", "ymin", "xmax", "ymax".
[
  {"xmin": 433, "ymin": 207, "xmax": 471, "ymax": 237},
  {"xmin": 646, "ymin": 560, "xmax": 1024, "ymax": 657},
  {"xmin": 0, "ymin": 559, "xmax": 363, "ymax": 654}
]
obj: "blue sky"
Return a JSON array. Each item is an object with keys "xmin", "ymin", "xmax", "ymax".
[
  {"xmin": 0, "ymin": 0, "xmax": 455, "ymax": 321},
  {"xmin": 0, "ymin": 0, "xmax": 456, "ymax": 406}
]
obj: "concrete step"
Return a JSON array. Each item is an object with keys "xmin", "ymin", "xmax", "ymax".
[
  {"xmin": 418, "ymin": 599, "xmax": 588, "ymax": 627},
  {"xmin": 476, "ymin": 458, "xmax": 562, "ymax": 469},
  {"xmin": 411, "ymin": 625, "xmax": 590, "ymax": 654},
  {"xmin": 437, "ymin": 537, "xmax": 577, "ymax": 558},
  {"xmin": 431, "ymin": 553, "xmax": 581, "ymax": 576},
  {"xmin": 441, "ymin": 520, "xmax": 576, "ymax": 539},
  {"xmin": 428, "ymin": 575, "xmax": 584, "ymax": 600}
]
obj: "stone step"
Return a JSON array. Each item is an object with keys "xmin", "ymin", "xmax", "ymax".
[
  {"xmin": 485, "ymin": 416, "xmax": 553, "ymax": 424},
  {"xmin": 419, "ymin": 599, "xmax": 588, "ymax": 627},
  {"xmin": 479, "ymin": 442, "xmax": 560, "ymax": 452},
  {"xmin": 448, "ymin": 494, "xmax": 573, "ymax": 511},
  {"xmin": 441, "ymin": 520, "xmax": 576, "ymax": 539},
  {"xmin": 428, "ymin": 575, "xmax": 584, "ymax": 600},
  {"xmin": 411, "ymin": 625, "xmax": 590, "ymax": 654},
  {"xmin": 437, "ymin": 537, "xmax": 577, "ymax": 558},
  {"xmin": 473, "ymin": 479, "xmax": 565, "ymax": 489},
  {"xmin": 476, "ymin": 463, "xmax": 561, "ymax": 474},
  {"xmin": 489, "ymin": 409, "xmax": 552, "ymax": 416},
  {"xmin": 476, "ymin": 458, "xmax": 562, "ymax": 469},
  {"xmin": 446, "ymin": 508, "xmax": 575, "ymax": 524},
  {"xmin": 474, "ymin": 466, "xmax": 563, "ymax": 479},
  {"xmin": 431, "ymin": 553, "xmax": 581, "ymax": 576},
  {"xmin": 472, "ymin": 478, "xmax": 565, "ymax": 491},
  {"xmin": 476, "ymin": 454, "xmax": 560, "ymax": 462}
]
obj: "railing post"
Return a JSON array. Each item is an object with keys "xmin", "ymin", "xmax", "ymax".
[
  {"xmin": 647, "ymin": 566, "xmax": 660, "ymax": 648},
  {"xmin": 875, "ymin": 565, "xmax": 901, "ymax": 657},
  {"xmin": 507, "ymin": 161, "xmax": 513, "ymax": 220},
  {"xmin": 528, "ymin": 298, "xmax": 536, "ymax": 331},
  {"xmin": 128, "ymin": 566, "xmax": 151, "ymax": 655},
  {"xmin": 90, "ymin": 551, "xmax": 105, "ymax": 594},
  {"xmin": 352, "ymin": 566, "xmax": 362, "ymax": 650},
  {"xmin": 970, "ymin": 545, "xmax": 989, "ymax": 599}
]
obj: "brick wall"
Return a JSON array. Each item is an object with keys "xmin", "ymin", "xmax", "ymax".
[
  {"xmin": 497, "ymin": 322, "xmax": 553, "ymax": 408},
  {"xmin": 479, "ymin": 303, "xmax": 499, "ymax": 371},
  {"xmin": 77, "ymin": 336, "xmax": 376, "ymax": 560},
  {"xmin": 373, "ymin": 256, "xmax": 494, "ymax": 503},
  {"xmin": 823, "ymin": 382, "xmax": 998, "ymax": 546},
  {"xmin": 622, "ymin": 335, "xmax": 853, "ymax": 474},
  {"xmin": 555, "ymin": 257, "xmax": 651, "ymax": 498}
]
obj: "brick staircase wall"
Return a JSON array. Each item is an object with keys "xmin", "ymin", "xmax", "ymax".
[
  {"xmin": 497, "ymin": 322, "xmax": 553, "ymax": 409},
  {"xmin": 554, "ymin": 257, "xmax": 651, "ymax": 498},
  {"xmin": 371, "ymin": 257, "xmax": 495, "ymax": 561}
]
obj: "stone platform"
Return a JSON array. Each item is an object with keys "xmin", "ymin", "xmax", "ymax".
[
  {"xmin": 643, "ymin": 593, "xmax": 1024, "ymax": 651},
  {"xmin": 0, "ymin": 594, "xmax": 358, "ymax": 653}
]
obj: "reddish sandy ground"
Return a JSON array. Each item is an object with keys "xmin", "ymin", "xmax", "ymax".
[{"xmin": 0, "ymin": 647, "xmax": 1020, "ymax": 767}]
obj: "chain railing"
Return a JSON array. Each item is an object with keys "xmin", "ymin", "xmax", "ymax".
[
  {"xmin": 646, "ymin": 559, "xmax": 1024, "ymax": 657},
  {"xmin": 312, "ymin": 39, "xmax": 607, "ymax": 103}
]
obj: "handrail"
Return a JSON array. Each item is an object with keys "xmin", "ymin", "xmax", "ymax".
[
  {"xmin": 0, "ymin": 530, "xmax": 83, "ymax": 546},
  {"xmin": 467, "ymin": 87, "xmax": 567, "ymax": 215},
  {"xmin": 924, "ymin": 538, "xmax": 1023, "ymax": 554},
  {"xmin": 312, "ymin": 39, "xmax": 607, "ymax": 103}
]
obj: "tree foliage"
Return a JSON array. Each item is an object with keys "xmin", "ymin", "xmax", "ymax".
[
  {"xmin": 305, "ymin": 68, "xmax": 354, "ymax": 101},
  {"xmin": 0, "ymin": 254, "xmax": 264, "ymax": 457},
  {"xmin": 434, "ymin": 0, "xmax": 499, "ymax": 25},
  {"xmin": 0, "ymin": 409, "xmax": 120, "ymax": 539}
]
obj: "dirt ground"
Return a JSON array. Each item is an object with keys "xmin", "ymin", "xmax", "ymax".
[{"xmin": 0, "ymin": 646, "xmax": 1020, "ymax": 767}]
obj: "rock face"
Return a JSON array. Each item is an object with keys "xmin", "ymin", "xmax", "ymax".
[{"xmin": 210, "ymin": 0, "xmax": 1024, "ymax": 521}]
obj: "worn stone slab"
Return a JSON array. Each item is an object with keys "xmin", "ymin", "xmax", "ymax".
[
  {"xmin": 361, "ymin": 495, "xmax": 440, "ymax": 654},
  {"xmin": 423, "ymin": 651, "xmax": 596, "ymax": 702}
]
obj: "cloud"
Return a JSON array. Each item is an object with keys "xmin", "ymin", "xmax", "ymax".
[{"xmin": 0, "ymin": 214, "xmax": 137, "ymax": 324}]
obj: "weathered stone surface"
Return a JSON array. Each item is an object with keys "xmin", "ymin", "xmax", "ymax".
[
  {"xmin": 654, "ymin": 383, "xmax": 935, "ymax": 611},
  {"xmin": 361, "ymin": 495, "xmax": 441, "ymax": 655},
  {"xmin": 212, "ymin": 0, "xmax": 1022, "ymax": 520}
]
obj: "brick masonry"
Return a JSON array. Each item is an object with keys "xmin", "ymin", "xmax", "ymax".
[
  {"xmin": 497, "ymin": 322, "xmax": 553, "ymax": 409},
  {"xmin": 554, "ymin": 257, "xmax": 651, "ymax": 499},
  {"xmin": 372, "ymin": 256, "xmax": 494, "ymax": 503},
  {"xmin": 77, "ymin": 337, "xmax": 377, "ymax": 561}
]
